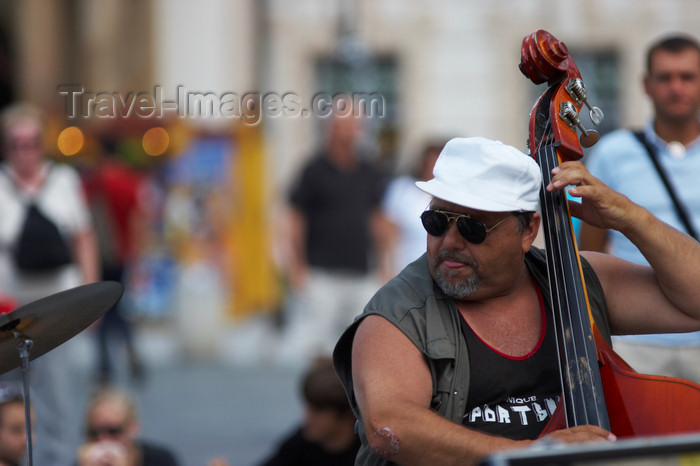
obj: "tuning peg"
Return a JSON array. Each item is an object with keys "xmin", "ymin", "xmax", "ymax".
[
  {"xmin": 566, "ymin": 78, "xmax": 604, "ymax": 126},
  {"xmin": 559, "ymin": 101, "xmax": 600, "ymax": 148}
]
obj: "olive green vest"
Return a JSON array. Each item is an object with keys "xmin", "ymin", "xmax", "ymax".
[{"xmin": 333, "ymin": 247, "xmax": 612, "ymax": 466}]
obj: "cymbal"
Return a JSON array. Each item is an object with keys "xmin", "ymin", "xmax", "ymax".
[{"xmin": 0, "ymin": 281, "xmax": 123, "ymax": 375}]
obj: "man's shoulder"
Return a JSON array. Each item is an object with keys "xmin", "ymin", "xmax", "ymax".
[
  {"xmin": 289, "ymin": 153, "xmax": 329, "ymax": 198},
  {"xmin": 587, "ymin": 129, "xmax": 646, "ymax": 176},
  {"xmin": 369, "ymin": 255, "xmax": 434, "ymax": 312},
  {"xmin": 336, "ymin": 255, "xmax": 455, "ymax": 363},
  {"xmin": 300, "ymin": 152, "xmax": 330, "ymax": 173},
  {"xmin": 592, "ymin": 129, "xmax": 642, "ymax": 156},
  {"xmin": 138, "ymin": 440, "xmax": 179, "ymax": 465},
  {"xmin": 47, "ymin": 161, "xmax": 81, "ymax": 180},
  {"xmin": 592, "ymin": 128, "xmax": 637, "ymax": 151}
]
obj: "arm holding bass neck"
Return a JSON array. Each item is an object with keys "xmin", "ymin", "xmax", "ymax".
[{"xmin": 521, "ymin": 29, "xmax": 700, "ymax": 439}]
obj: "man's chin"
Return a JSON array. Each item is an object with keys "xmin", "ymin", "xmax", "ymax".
[
  {"xmin": 661, "ymin": 108, "xmax": 697, "ymax": 122},
  {"xmin": 435, "ymin": 274, "xmax": 479, "ymax": 299}
]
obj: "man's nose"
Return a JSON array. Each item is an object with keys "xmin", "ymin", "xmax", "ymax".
[
  {"xmin": 441, "ymin": 220, "xmax": 466, "ymax": 247},
  {"xmin": 668, "ymin": 75, "xmax": 687, "ymax": 93}
]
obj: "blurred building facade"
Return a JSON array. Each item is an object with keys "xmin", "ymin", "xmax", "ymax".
[
  {"xmin": 0, "ymin": 0, "xmax": 699, "ymax": 346},
  {"xmin": 3, "ymin": 0, "xmax": 700, "ymax": 182}
]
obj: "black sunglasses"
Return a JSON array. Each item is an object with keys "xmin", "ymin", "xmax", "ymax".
[
  {"xmin": 8, "ymin": 137, "xmax": 42, "ymax": 152},
  {"xmin": 87, "ymin": 424, "xmax": 126, "ymax": 439},
  {"xmin": 420, "ymin": 209, "xmax": 513, "ymax": 244}
]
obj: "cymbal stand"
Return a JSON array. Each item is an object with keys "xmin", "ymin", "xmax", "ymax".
[{"xmin": 13, "ymin": 331, "xmax": 33, "ymax": 466}]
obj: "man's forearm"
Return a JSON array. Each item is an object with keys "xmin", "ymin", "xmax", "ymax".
[
  {"xmin": 359, "ymin": 400, "xmax": 527, "ymax": 465},
  {"xmin": 621, "ymin": 206, "xmax": 700, "ymax": 317}
]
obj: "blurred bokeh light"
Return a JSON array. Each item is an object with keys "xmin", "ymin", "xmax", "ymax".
[
  {"xmin": 142, "ymin": 126, "xmax": 170, "ymax": 156},
  {"xmin": 56, "ymin": 125, "xmax": 84, "ymax": 156}
]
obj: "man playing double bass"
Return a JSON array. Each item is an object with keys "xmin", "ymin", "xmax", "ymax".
[{"xmin": 333, "ymin": 137, "xmax": 700, "ymax": 465}]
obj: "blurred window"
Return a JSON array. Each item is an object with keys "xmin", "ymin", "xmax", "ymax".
[{"xmin": 315, "ymin": 54, "xmax": 399, "ymax": 142}]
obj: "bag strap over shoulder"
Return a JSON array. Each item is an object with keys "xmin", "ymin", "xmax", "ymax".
[
  {"xmin": 632, "ymin": 131, "xmax": 698, "ymax": 240},
  {"xmin": 1, "ymin": 162, "xmax": 55, "ymax": 204}
]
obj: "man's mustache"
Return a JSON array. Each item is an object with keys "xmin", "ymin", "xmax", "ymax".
[{"xmin": 434, "ymin": 249, "xmax": 478, "ymax": 268}]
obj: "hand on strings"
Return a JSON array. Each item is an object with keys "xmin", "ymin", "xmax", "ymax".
[
  {"xmin": 545, "ymin": 161, "xmax": 642, "ymax": 233},
  {"xmin": 538, "ymin": 424, "xmax": 617, "ymax": 445}
]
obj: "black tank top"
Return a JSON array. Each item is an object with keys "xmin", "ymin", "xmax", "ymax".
[{"xmin": 460, "ymin": 285, "xmax": 561, "ymax": 440}]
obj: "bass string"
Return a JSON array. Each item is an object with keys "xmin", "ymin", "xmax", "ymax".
[
  {"xmin": 538, "ymin": 137, "xmax": 580, "ymax": 424},
  {"xmin": 534, "ymin": 124, "xmax": 571, "ymax": 420},
  {"xmin": 537, "ymin": 126, "xmax": 600, "ymax": 427}
]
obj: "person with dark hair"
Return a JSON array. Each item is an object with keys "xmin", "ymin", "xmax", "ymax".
[
  {"xmin": 282, "ymin": 110, "xmax": 389, "ymax": 364},
  {"xmin": 579, "ymin": 33, "xmax": 700, "ymax": 382},
  {"xmin": 0, "ymin": 383, "xmax": 27, "ymax": 466},
  {"xmin": 259, "ymin": 357, "xmax": 360, "ymax": 466}
]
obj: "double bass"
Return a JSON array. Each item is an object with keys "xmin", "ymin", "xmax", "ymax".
[{"xmin": 519, "ymin": 30, "xmax": 700, "ymax": 438}]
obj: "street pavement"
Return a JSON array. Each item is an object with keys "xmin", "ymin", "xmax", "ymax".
[
  {"xmin": 45, "ymin": 320, "xmax": 309, "ymax": 466},
  {"xmin": 133, "ymin": 360, "xmax": 303, "ymax": 466}
]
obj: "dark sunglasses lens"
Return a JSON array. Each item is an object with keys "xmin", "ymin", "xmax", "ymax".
[
  {"xmin": 456, "ymin": 217, "xmax": 487, "ymax": 244},
  {"xmin": 88, "ymin": 426, "xmax": 124, "ymax": 439},
  {"xmin": 421, "ymin": 211, "xmax": 448, "ymax": 236}
]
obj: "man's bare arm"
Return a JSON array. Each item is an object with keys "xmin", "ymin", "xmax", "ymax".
[
  {"xmin": 352, "ymin": 315, "xmax": 611, "ymax": 465},
  {"xmin": 548, "ymin": 162, "xmax": 700, "ymax": 335},
  {"xmin": 577, "ymin": 222, "xmax": 609, "ymax": 252}
]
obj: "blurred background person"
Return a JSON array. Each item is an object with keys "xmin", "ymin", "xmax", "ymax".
[
  {"xmin": 84, "ymin": 138, "xmax": 149, "ymax": 386},
  {"xmin": 258, "ymin": 357, "xmax": 359, "ymax": 466},
  {"xmin": 579, "ymin": 34, "xmax": 700, "ymax": 383},
  {"xmin": 80, "ymin": 387, "xmax": 179, "ymax": 466},
  {"xmin": 280, "ymin": 111, "xmax": 390, "ymax": 365},
  {"xmin": 381, "ymin": 139, "xmax": 445, "ymax": 276},
  {"xmin": 0, "ymin": 383, "xmax": 28, "ymax": 466},
  {"xmin": 0, "ymin": 103, "xmax": 99, "ymax": 466}
]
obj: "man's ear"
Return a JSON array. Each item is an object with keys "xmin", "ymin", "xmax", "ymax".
[
  {"xmin": 643, "ymin": 74, "xmax": 652, "ymax": 98},
  {"xmin": 522, "ymin": 212, "xmax": 541, "ymax": 252},
  {"xmin": 127, "ymin": 420, "xmax": 140, "ymax": 439}
]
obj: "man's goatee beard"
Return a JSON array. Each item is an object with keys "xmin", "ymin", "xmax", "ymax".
[{"xmin": 433, "ymin": 249, "xmax": 479, "ymax": 299}]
